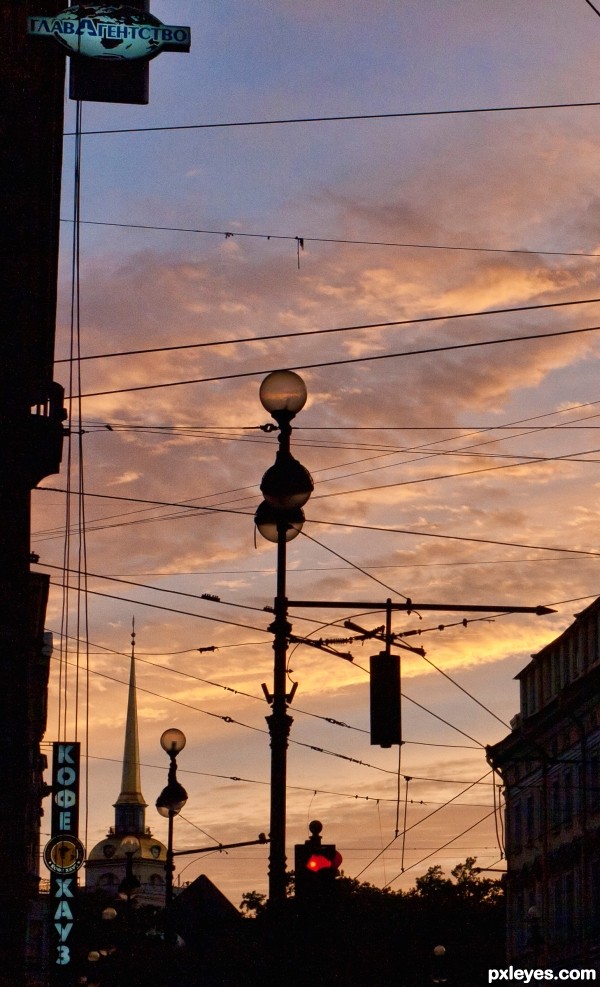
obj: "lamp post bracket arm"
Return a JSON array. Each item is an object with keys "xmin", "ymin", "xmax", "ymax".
[
  {"xmin": 172, "ymin": 836, "xmax": 270, "ymax": 857},
  {"xmin": 289, "ymin": 600, "xmax": 556, "ymax": 614}
]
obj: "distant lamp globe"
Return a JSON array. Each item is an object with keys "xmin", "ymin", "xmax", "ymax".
[
  {"xmin": 259, "ymin": 370, "xmax": 307, "ymax": 417},
  {"xmin": 160, "ymin": 728, "xmax": 186, "ymax": 755}
]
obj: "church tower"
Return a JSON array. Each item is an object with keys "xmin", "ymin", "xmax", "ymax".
[{"xmin": 85, "ymin": 623, "xmax": 167, "ymax": 903}]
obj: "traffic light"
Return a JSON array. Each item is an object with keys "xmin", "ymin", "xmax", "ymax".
[
  {"xmin": 370, "ymin": 651, "xmax": 401, "ymax": 747},
  {"xmin": 294, "ymin": 821, "xmax": 342, "ymax": 902}
]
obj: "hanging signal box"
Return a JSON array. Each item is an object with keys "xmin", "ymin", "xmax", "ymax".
[{"xmin": 370, "ymin": 651, "xmax": 401, "ymax": 748}]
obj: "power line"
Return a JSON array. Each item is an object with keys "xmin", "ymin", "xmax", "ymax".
[
  {"xmin": 78, "ymin": 752, "xmax": 491, "ymax": 808},
  {"xmin": 37, "ymin": 485, "xmax": 600, "ymax": 559},
  {"xmin": 354, "ymin": 770, "xmax": 493, "ymax": 880},
  {"xmin": 584, "ymin": 0, "xmax": 600, "ymax": 17},
  {"xmin": 60, "ymin": 216, "xmax": 600, "ymax": 261},
  {"xmin": 384, "ymin": 806, "xmax": 500, "ymax": 886},
  {"xmin": 63, "ymin": 98, "xmax": 600, "ymax": 137},
  {"xmin": 35, "ymin": 400, "xmax": 600, "ymax": 543},
  {"xmin": 55, "ymin": 295, "xmax": 600, "ymax": 365},
  {"xmin": 50, "ymin": 654, "xmax": 402, "ymax": 779},
  {"xmin": 51, "ymin": 627, "xmax": 481, "ymax": 751},
  {"xmin": 41, "ymin": 569, "xmax": 504, "ymax": 747},
  {"xmin": 73, "ymin": 321, "xmax": 600, "ymax": 399}
]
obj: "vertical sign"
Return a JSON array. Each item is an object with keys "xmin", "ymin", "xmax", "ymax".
[
  {"xmin": 51, "ymin": 742, "xmax": 80, "ymax": 837},
  {"xmin": 44, "ymin": 742, "xmax": 84, "ymax": 984}
]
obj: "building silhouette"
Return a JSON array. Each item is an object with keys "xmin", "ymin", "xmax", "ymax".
[
  {"xmin": 85, "ymin": 630, "xmax": 167, "ymax": 904},
  {"xmin": 488, "ymin": 598, "xmax": 600, "ymax": 970}
]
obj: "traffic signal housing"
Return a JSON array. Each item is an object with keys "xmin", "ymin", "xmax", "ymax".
[
  {"xmin": 294, "ymin": 820, "xmax": 342, "ymax": 903},
  {"xmin": 370, "ymin": 651, "xmax": 401, "ymax": 747}
]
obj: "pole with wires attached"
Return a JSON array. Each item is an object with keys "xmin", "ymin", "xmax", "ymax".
[{"xmin": 254, "ymin": 371, "xmax": 313, "ymax": 910}]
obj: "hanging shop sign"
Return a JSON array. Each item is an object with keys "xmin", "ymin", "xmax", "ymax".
[
  {"xmin": 44, "ymin": 742, "xmax": 84, "ymax": 983},
  {"xmin": 27, "ymin": 5, "xmax": 191, "ymax": 61}
]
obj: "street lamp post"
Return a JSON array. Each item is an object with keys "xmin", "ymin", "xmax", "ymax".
[
  {"xmin": 431, "ymin": 944, "xmax": 448, "ymax": 984},
  {"xmin": 156, "ymin": 728, "xmax": 189, "ymax": 910},
  {"xmin": 118, "ymin": 835, "xmax": 141, "ymax": 908},
  {"xmin": 254, "ymin": 370, "xmax": 313, "ymax": 909}
]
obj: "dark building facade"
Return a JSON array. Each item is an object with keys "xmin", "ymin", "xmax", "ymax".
[
  {"xmin": 488, "ymin": 598, "xmax": 600, "ymax": 970},
  {"xmin": 26, "ymin": 573, "xmax": 53, "ymax": 987}
]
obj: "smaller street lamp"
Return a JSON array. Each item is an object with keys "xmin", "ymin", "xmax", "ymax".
[
  {"xmin": 431, "ymin": 944, "xmax": 448, "ymax": 985},
  {"xmin": 156, "ymin": 728, "xmax": 188, "ymax": 909},
  {"xmin": 118, "ymin": 835, "xmax": 141, "ymax": 905}
]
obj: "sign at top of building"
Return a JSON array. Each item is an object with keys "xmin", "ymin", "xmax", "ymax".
[{"xmin": 28, "ymin": 4, "xmax": 191, "ymax": 61}]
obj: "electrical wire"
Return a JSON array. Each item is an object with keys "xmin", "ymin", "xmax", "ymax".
[
  {"xmin": 37, "ymin": 485, "xmax": 600, "ymax": 558},
  {"xmin": 72, "ymin": 750, "xmax": 494, "ymax": 809},
  {"xmin": 49, "ymin": 654, "xmax": 400, "ymax": 778},
  {"xmin": 50, "ymin": 628, "xmax": 482, "ymax": 752},
  {"xmin": 299, "ymin": 528, "xmax": 410, "ymax": 603},
  {"xmin": 584, "ymin": 0, "xmax": 600, "ymax": 17},
  {"xmin": 34, "ymin": 400, "xmax": 600, "ymax": 545},
  {"xmin": 353, "ymin": 769, "xmax": 493, "ymax": 880},
  {"xmin": 72, "ymin": 320, "xmax": 600, "ymax": 400},
  {"xmin": 383, "ymin": 805, "xmax": 501, "ymax": 887},
  {"xmin": 60, "ymin": 215, "xmax": 600, "ymax": 261},
  {"xmin": 63, "ymin": 97, "xmax": 600, "ymax": 137},
  {"xmin": 54, "ymin": 293, "xmax": 600, "ymax": 367}
]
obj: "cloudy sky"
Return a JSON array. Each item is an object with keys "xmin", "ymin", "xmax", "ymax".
[{"xmin": 35, "ymin": 0, "xmax": 600, "ymax": 904}]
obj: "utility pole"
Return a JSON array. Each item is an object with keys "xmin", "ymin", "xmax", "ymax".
[{"xmin": 0, "ymin": 3, "xmax": 66, "ymax": 984}]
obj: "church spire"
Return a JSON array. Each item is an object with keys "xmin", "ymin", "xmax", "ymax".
[{"xmin": 114, "ymin": 619, "xmax": 147, "ymax": 835}]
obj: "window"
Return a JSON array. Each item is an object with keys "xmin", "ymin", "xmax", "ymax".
[
  {"xmin": 551, "ymin": 649, "xmax": 560, "ymax": 696},
  {"xmin": 586, "ymin": 617, "xmax": 597, "ymax": 667},
  {"xmin": 542, "ymin": 659, "xmax": 551, "ymax": 703},
  {"xmin": 568, "ymin": 630, "xmax": 582, "ymax": 679}
]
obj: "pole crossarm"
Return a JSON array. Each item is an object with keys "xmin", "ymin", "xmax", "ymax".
[
  {"xmin": 172, "ymin": 835, "xmax": 269, "ymax": 858},
  {"xmin": 286, "ymin": 600, "xmax": 555, "ymax": 614}
]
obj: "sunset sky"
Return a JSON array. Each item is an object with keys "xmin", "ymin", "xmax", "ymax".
[{"xmin": 34, "ymin": 0, "xmax": 600, "ymax": 905}]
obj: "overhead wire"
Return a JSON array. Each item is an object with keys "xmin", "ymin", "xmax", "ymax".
[
  {"xmin": 42, "ymin": 559, "xmax": 495, "ymax": 749},
  {"xmin": 53, "ymin": 28, "xmax": 600, "ymax": 895},
  {"xmin": 63, "ymin": 97, "xmax": 600, "ymax": 136},
  {"xmin": 37, "ymin": 485, "xmax": 600, "ymax": 558},
  {"xmin": 72, "ymin": 320, "xmax": 600, "ymax": 400},
  {"xmin": 353, "ymin": 769, "xmax": 494, "ymax": 880},
  {"xmin": 60, "ymin": 215, "xmax": 600, "ymax": 261},
  {"xmin": 49, "ymin": 654, "xmax": 408, "ymax": 779},
  {"xmin": 50, "ymin": 627, "xmax": 481, "ymax": 751},
  {"xmin": 33, "ymin": 399, "xmax": 600, "ymax": 545},
  {"xmin": 74, "ymin": 751, "xmax": 494, "ymax": 809},
  {"xmin": 383, "ymin": 805, "xmax": 502, "ymax": 887},
  {"xmin": 54, "ymin": 294, "xmax": 600, "ymax": 367}
]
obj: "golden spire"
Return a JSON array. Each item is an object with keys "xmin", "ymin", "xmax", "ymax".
[{"xmin": 115, "ymin": 618, "xmax": 147, "ymax": 813}]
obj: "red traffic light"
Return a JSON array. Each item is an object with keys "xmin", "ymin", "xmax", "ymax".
[{"xmin": 306, "ymin": 851, "xmax": 343, "ymax": 872}]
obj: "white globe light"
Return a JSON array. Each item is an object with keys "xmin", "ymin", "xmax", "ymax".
[{"xmin": 259, "ymin": 371, "xmax": 307, "ymax": 415}]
